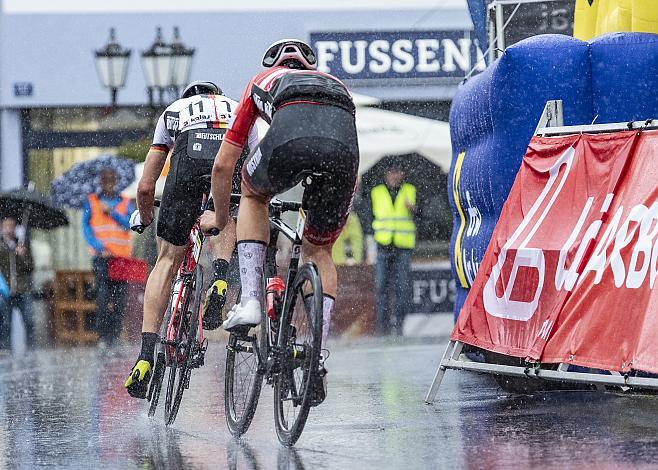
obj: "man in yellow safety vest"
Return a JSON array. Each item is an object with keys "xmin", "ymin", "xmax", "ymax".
[{"xmin": 370, "ymin": 166, "xmax": 416, "ymax": 336}]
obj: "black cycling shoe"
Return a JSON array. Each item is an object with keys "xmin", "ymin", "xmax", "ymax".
[
  {"xmin": 124, "ymin": 360, "xmax": 152, "ymax": 399},
  {"xmin": 309, "ymin": 365, "xmax": 327, "ymax": 407},
  {"xmin": 202, "ymin": 279, "xmax": 227, "ymax": 330}
]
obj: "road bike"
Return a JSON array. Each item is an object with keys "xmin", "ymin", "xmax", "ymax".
[
  {"xmin": 223, "ymin": 183, "xmax": 325, "ymax": 446},
  {"xmin": 133, "ymin": 183, "xmax": 217, "ymax": 425}
]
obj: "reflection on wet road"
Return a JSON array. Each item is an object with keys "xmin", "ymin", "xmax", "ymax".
[{"xmin": 2, "ymin": 337, "xmax": 658, "ymax": 468}]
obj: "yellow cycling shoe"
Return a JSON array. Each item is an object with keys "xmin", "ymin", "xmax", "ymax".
[
  {"xmin": 124, "ymin": 359, "xmax": 152, "ymax": 399},
  {"xmin": 202, "ymin": 279, "xmax": 228, "ymax": 331}
]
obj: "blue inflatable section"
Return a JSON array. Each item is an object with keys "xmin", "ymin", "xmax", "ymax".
[{"xmin": 449, "ymin": 32, "xmax": 658, "ymax": 319}]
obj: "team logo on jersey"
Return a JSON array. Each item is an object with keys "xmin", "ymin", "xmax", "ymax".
[
  {"xmin": 246, "ymin": 148, "xmax": 263, "ymax": 176},
  {"xmin": 166, "ymin": 115, "xmax": 179, "ymax": 131},
  {"xmin": 193, "ymin": 143, "xmax": 202, "ymax": 151},
  {"xmin": 194, "ymin": 132, "xmax": 225, "ymax": 141}
]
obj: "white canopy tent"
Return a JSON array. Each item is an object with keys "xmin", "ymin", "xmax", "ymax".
[
  {"xmin": 355, "ymin": 106, "xmax": 451, "ymax": 175},
  {"xmin": 123, "ymin": 94, "xmax": 452, "ymax": 198}
]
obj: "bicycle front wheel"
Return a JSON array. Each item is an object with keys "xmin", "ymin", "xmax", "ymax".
[
  {"xmin": 225, "ymin": 288, "xmax": 267, "ymax": 436},
  {"xmin": 274, "ymin": 262, "xmax": 323, "ymax": 446},
  {"xmin": 148, "ymin": 283, "xmax": 178, "ymax": 418},
  {"xmin": 147, "ymin": 351, "xmax": 166, "ymax": 417}
]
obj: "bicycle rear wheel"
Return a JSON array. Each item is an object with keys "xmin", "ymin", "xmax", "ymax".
[
  {"xmin": 164, "ymin": 266, "xmax": 203, "ymax": 425},
  {"xmin": 224, "ymin": 288, "xmax": 267, "ymax": 436},
  {"xmin": 274, "ymin": 262, "xmax": 323, "ymax": 446}
]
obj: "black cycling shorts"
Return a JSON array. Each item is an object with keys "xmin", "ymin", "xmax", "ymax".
[
  {"xmin": 241, "ymin": 103, "xmax": 359, "ymax": 246},
  {"xmin": 157, "ymin": 130, "xmax": 245, "ymax": 246}
]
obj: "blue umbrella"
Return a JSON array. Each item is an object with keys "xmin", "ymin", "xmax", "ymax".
[{"xmin": 51, "ymin": 154, "xmax": 135, "ymax": 209}]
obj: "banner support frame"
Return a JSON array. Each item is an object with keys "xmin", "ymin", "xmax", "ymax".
[{"xmin": 426, "ymin": 101, "xmax": 658, "ymax": 404}]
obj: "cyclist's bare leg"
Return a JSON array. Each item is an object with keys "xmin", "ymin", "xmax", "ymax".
[
  {"xmin": 142, "ymin": 239, "xmax": 187, "ymax": 333},
  {"xmin": 236, "ymin": 185, "xmax": 269, "ymax": 243},
  {"xmin": 302, "ymin": 240, "xmax": 337, "ymax": 350},
  {"xmin": 126, "ymin": 239, "xmax": 186, "ymax": 397},
  {"xmin": 301, "ymin": 240, "xmax": 337, "ymax": 297},
  {"xmin": 207, "ymin": 214, "xmax": 237, "ymax": 260}
]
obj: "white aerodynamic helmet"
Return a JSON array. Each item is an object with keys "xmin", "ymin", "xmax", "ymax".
[{"xmin": 261, "ymin": 39, "xmax": 317, "ymax": 70}]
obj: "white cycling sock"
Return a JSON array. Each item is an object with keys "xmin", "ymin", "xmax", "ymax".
[
  {"xmin": 238, "ymin": 241, "xmax": 266, "ymax": 305},
  {"xmin": 322, "ymin": 295, "xmax": 334, "ymax": 351}
]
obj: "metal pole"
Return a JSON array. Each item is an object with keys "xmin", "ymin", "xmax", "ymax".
[
  {"xmin": 425, "ymin": 340, "xmax": 463, "ymax": 403},
  {"xmin": 495, "ymin": 2, "xmax": 505, "ymax": 59}
]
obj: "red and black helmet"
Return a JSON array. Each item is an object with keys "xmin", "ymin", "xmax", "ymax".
[{"xmin": 262, "ymin": 39, "xmax": 317, "ymax": 70}]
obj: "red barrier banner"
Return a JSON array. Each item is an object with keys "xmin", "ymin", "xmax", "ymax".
[{"xmin": 452, "ymin": 130, "xmax": 658, "ymax": 373}]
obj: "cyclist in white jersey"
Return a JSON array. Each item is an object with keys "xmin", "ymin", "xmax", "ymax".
[{"xmin": 124, "ymin": 80, "xmax": 259, "ymax": 399}]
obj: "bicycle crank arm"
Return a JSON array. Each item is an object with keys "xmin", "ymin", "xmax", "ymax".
[{"xmin": 226, "ymin": 343, "xmax": 254, "ymax": 354}]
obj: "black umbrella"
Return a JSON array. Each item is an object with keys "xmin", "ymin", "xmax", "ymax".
[{"xmin": 0, "ymin": 188, "xmax": 69, "ymax": 230}]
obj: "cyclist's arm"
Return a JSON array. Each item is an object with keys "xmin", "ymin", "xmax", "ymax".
[
  {"xmin": 137, "ymin": 148, "xmax": 168, "ymax": 226},
  {"xmin": 138, "ymin": 113, "xmax": 172, "ymax": 225},
  {"xmin": 211, "ymin": 141, "xmax": 243, "ymax": 231}
]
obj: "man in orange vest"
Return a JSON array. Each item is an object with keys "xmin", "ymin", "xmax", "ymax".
[{"xmin": 82, "ymin": 168, "xmax": 134, "ymax": 346}]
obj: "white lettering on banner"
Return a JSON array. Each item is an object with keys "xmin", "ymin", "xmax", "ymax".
[
  {"xmin": 339, "ymin": 40, "xmax": 367, "ymax": 74},
  {"xmin": 465, "ymin": 191, "xmax": 481, "ymax": 237},
  {"xmin": 537, "ymin": 319, "xmax": 553, "ymax": 340},
  {"xmin": 368, "ymin": 40, "xmax": 391, "ymax": 74},
  {"xmin": 484, "ymin": 145, "xmax": 658, "ymax": 323},
  {"xmin": 627, "ymin": 202, "xmax": 658, "ymax": 288},
  {"xmin": 578, "ymin": 200, "xmax": 624, "ymax": 286},
  {"xmin": 315, "ymin": 36, "xmax": 483, "ymax": 77},
  {"xmin": 391, "ymin": 39, "xmax": 414, "ymax": 73},
  {"xmin": 463, "ymin": 249, "xmax": 480, "ymax": 287},
  {"xmin": 415, "ymin": 39, "xmax": 440, "ymax": 72},
  {"xmin": 413, "ymin": 278, "xmax": 455, "ymax": 304},
  {"xmin": 483, "ymin": 146, "xmax": 577, "ymax": 321},
  {"xmin": 316, "ymin": 41, "xmax": 339, "ymax": 73},
  {"xmin": 441, "ymin": 38, "xmax": 470, "ymax": 73}
]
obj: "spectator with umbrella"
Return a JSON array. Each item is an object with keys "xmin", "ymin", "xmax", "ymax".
[
  {"xmin": 0, "ymin": 217, "xmax": 34, "ymax": 349},
  {"xmin": 52, "ymin": 155, "xmax": 135, "ymax": 347},
  {"xmin": 0, "ymin": 186, "xmax": 69, "ymax": 349}
]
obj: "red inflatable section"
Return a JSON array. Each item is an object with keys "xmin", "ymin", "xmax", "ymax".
[{"xmin": 453, "ymin": 129, "xmax": 658, "ymax": 373}]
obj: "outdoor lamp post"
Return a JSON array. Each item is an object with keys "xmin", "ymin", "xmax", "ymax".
[
  {"xmin": 141, "ymin": 27, "xmax": 173, "ymax": 106},
  {"xmin": 94, "ymin": 28, "xmax": 131, "ymax": 107},
  {"xmin": 169, "ymin": 27, "xmax": 195, "ymax": 97}
]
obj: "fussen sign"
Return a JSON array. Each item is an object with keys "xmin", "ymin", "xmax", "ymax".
[{"xmin": 310, "ymin": 31, "xmax": 485, "ymax": 82}]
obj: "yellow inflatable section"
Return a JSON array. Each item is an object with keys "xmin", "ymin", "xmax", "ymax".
[{"xmin": 574, "ymin": 0, "xmax": 658, "ymax": 40}]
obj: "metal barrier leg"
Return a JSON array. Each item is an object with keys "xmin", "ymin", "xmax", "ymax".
[{"xmin": 425, "ymin": 340, "xmax": 462, "ymax": 404}]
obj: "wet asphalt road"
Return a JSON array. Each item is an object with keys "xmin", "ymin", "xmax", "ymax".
[{"xmin": 2, "ymin": 336, "xmax": 658, "ymax": 469}]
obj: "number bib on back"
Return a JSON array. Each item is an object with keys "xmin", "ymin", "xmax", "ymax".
[{"xmin": 177, "ymin": 95, "xmax": 232, "ymax": 133}]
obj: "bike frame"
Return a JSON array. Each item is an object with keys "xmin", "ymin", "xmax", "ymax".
[
  {"xmin": 161, "ymin": 195, "xmax": 210, "ymax": 363},
  {"xmin": 257, "ymin": 197, "xmax": 306, "ymax": 372}
]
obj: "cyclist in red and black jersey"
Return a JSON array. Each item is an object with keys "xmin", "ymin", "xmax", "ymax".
[{"xmin": 202, "ymin": 39, "xmax": 359, "ymax": 403}]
